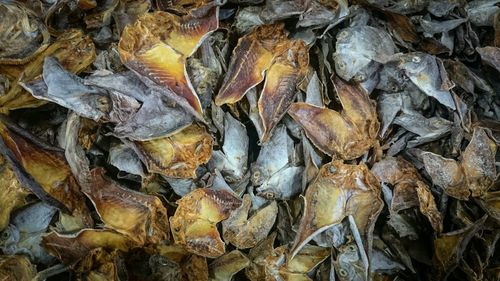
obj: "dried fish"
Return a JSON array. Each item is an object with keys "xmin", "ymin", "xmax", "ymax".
[
  {"xmin": 290, "ymin": 161, "xmax": 383, "ymax": 258},
  {"xmin": 289, "ymin": 77, "xmax": 379, "ymax": 160},
  {"xmin": 169, "ymin": 188, "xmax": 241, "ymax": 258}
]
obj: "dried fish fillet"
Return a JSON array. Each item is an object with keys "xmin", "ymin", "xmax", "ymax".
[
  {"xmin": 0, "ymin": 29, "xmax": 95, "ymax": 113},
  {"xmin": 222, "ymin": 195, "xmax": 277, "ymax": 249}
]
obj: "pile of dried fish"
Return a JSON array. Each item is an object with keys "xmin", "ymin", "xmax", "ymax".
[{"xmin": 0, "ymin": 0, "xmax": 499, "ymax": 280}]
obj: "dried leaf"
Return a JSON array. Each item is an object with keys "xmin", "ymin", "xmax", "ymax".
[{"xmin": 170, "ymin": 188, "xmax": 242, "ymax": 258}]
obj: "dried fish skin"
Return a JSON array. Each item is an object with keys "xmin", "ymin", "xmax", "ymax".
[
  {"xmin": 0, "ymin": 29, "xmax": 96, "ymax": 113},
  {"xmin": 0, "ymin": 255, "xmax": 36, "ymax": 281},
  {"xmin": 397, "ymin": 53, "xmax": 456, "ymax": 109},
  {"xmin": 288, "ymin": 78, "xmax": 379, "ymax": 160},
  {"xmin": 333, "ymin": 26, "xmax": 395, "ymax": 81},
  {"xmin": 0, "ymin": 155, "xmax": 30, "ymax": 231},
  {"xmin": 170, "ymin": 188, "xmax": 242, "ymax": 258},
  {"xmin": 466, "ymin": 0, "xmax": 500, "ymax": 27},
  {"xmin": 75, "ymin": 248, "xmax": 123, "ymax": 281},
  {"xmin": 118, "ymin": 5, "xmax": 219, "ymax": 114},
  {"xmin": 290, "ymin": 161, "xmax": 383, "ymax": 258},
  {"xmin": 134, "ymin": 123, "xmax": 213, "ymax": 178},
  {"xmin": 208, "ymin": 112, "xmax": 249, "ymax": 183},
  {"xmin": 0, "ymin": 3, "xmax": 50, "ymax": 65},
  {"xmin": 258, "ymin": 39, "xmax": 309, "ymax": 142},
  {"xmin": 215, "ymin": 23, "xmax": 288, "ymax": 106},
  {"xmin": 0, "ymin": 121, "xmax": 93, "ymax": 228},
  {"xmin": 83, "ymin": 168, "xmax": 169, "ymax": 245},
  {"xmin": 222, "ymin": 195, "xmax": 277, "ymax": 249},
  {"xmin": 42, "ymin": 229, "xmax": 136, "ymax": 265},
  {"xmin": 22, "ymin": 57, "xmax": 110, "ymax": 122}
]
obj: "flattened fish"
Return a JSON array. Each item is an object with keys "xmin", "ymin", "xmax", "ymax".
[
  {"xmin": 134, "ymin": 123, "xmax": 213, "ymax": 178},
  {"xmin": 258, "ymin": 39, "xmax": 309, "ymax": 142},
  {"xmin": 288, "ymin": 77, "xmax": 379, "ymax": 160},
  {"xmin": 290, "ymin": 161, "xmax": 383, "ymax": 258},
  {"xmin": 81, "ymin": 168, "xmax": 169, "ymax": 245},
  {"xmin": 119, "ymin": 4, "xmax": 219, "ymax": 114},
  {"xmin": 215, "ymin": 23, "xmax": 287, "ymax": 106},
  {"xmin": 170, "ymin": 188, "xmax": 242, "ymax": 258}
]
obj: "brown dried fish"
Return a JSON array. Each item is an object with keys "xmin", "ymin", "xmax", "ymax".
[
  {"xmin": 372, "ymin": 157, "xmax": 442, "ymax": 233},
  {"xmin": 222, "ymin": 194, "xmax": 277, "ymax": 249},
  {"xmin": 0, "ymin": 155, "xmax": 30, "ymax": 231},
  {"xmin": 288, "ymin": 77, "xmax": 379, "ymax": 160},
  {"xmin": 0, "ymin": 120, "xmax": 93, "ymax": 229},
  {"xmin": 0, "ymin": 29, "xmax": 96, "ymax": 113},
  {"xmin": 290, "ymin": 161, "xmax": 383, "ymax": 258},
  {"xmin": 215, "ymin": 23, "xmax": 287, "ymax": 105},
  {"xmin": 134, "ymin": 123, "xmax": 213, "ymax": 178},
  {"xmin": 82, "ymin": 168, "xmax": 170, "ymax": 245},
  {"xmin": 170, "ymin": 188, "xmax": 242, "ymax": 258},
  {"xmin": 119, "ymin": 4, "xmax": 219, "ymax": 115},
  {"xmin": 42, "ymin": 229, "xmax": 136, "ymax": 265},
  {"xmin": 423, "ymin": 128, "xmax": 497, "ymax": 199},
  {"xmin": 0, "ymin": 3, "xmax": 50, "ymax": 65},
  {"xmin": 258, "ymin": 39, "xmax": 309, "ymax": 142},
  {"xmin": 0, "ymin": 255, "xmax": 36, "ymax": 281}
]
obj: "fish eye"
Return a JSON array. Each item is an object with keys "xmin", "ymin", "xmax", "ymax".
[
  {"xmin": 337, "ymin": 61, "xmax": 346, "ymax": 70},
  {"xmin": 347, "ymin": 245, "xmax": 356, "ymax": 251},
  {"xmin": 354, "ymin": 74, "xmax": 365, "ymax": 81},
  {"xmin": 0, "ymin": 231, "xmax": 9, "ymax": 241},
  {"xmin": 329, "ymin": 165, "xmax": 337, "ymax": 174},
  {"xmin": 339, "ymin": 268, "xmax": 348, "ymax": 277},
  {"xmin": 337, "ymin": 31, "xmax": 349, "ymax": 40},
  {"xmin": 411, "ymin": 56, "xmax": 421, "ymax": 63}
]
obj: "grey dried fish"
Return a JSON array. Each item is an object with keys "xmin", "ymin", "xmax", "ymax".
[
  {"xmin": 0, "ymin": 202, "xmax": 56, "ymax": 264},
  {"xmin": 333, "ymin": 26, "xmax": 395, "ymax": 81},
  {"xmin": 397, "ymin": 53, "xmax": 456, "ymax": 109},
  {"xmin": 466, "ymin": 0, "xmax": 500, "ymax": 26},
  {"xmin": 209, "ymin": 112, "xmax": 249, "ymax": 183}
]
